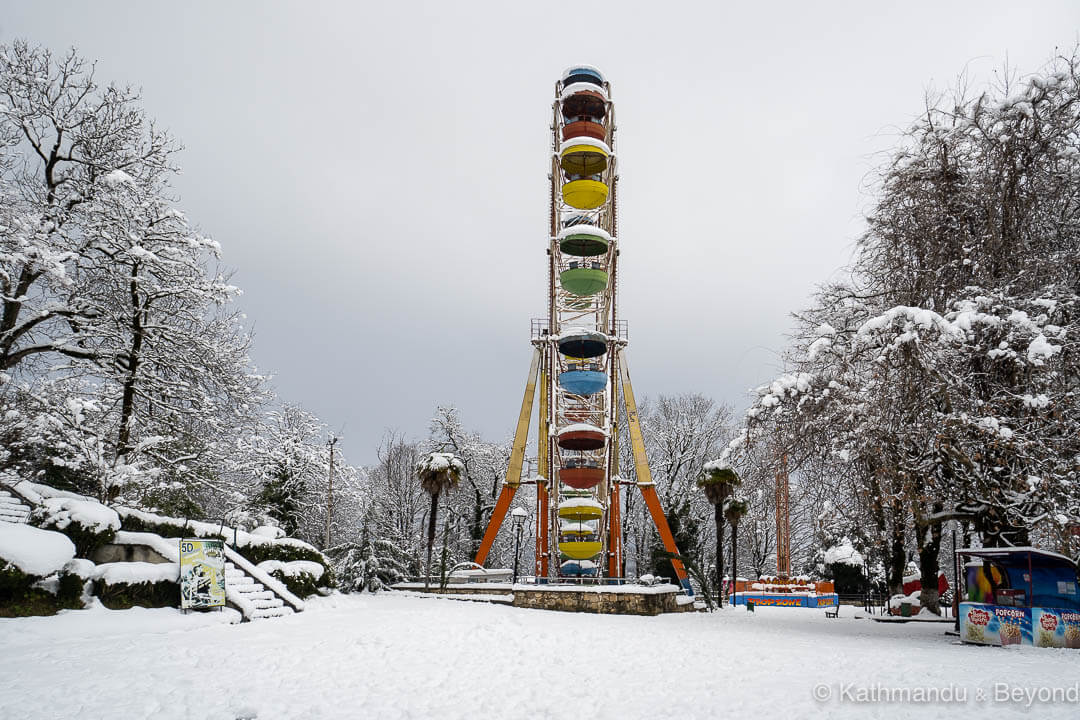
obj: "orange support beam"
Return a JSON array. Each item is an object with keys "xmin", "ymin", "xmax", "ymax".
[
  {"xmin": 639, "ymin": 484, "xmax": 688, "ymax": 587},
  {"xmin": 536, "ymin": 354, "xmax": 550, "ymax": 579},
  {"xmin": 608, "ymin": 478, "xmax": 621, "ymax": 578},
  {"xmin": 618, "ymin": 348, "xmax": 691, "ymax": 592},
  {"xmin": 476, "ymin": 484, "xmax": 518, "ymax": 567},
  {"xmin": 536, "ymin": 478, "xmax": 549, "ymax": 578},
  {"xmin": 474, "ymin": 347, "xmax": 540, "ymax": 567}
]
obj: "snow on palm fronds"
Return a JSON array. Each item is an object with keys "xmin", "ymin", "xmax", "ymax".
[
  {"xmin": 415, "ymin": 452, "xmax": 464, "ymax": 497},
  {"xmin": 698, "ymin": 463, "xmax": 740, "ymax": 506},
  {"xmin": 724, "ymin": 497, "xmax": 750, "ymax": 527}
]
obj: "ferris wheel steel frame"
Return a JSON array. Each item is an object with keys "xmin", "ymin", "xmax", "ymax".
[{"xmin": 473, "ymin": 70, "xmax": 690, "ymax": 593}]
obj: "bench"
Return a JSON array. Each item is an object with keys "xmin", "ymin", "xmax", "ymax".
[{"xmin": 825, "ymin": 606, "xmax": 839, "ymax": 619}]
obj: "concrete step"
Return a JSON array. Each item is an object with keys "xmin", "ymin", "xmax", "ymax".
[
  {"xmin": 241, "ymin": 589, "xmax": 276, "ymax": 601},
  {"xmin": 234, "ymin": 582, "xmax": 265, "ymax": 594},
  {"xmin": 0, "ymin": 508, "xmax": 30, "ymax": 523},
  {"xmin": 252, "ymin": 597, "xmax": 284, "ymax": 610},
  {"xmin": 222, "ymin": 558, "xmax": 299, "ymax": 621},
  {"xmin": 251, "ymin": 606, "xmax": 294, "ymax": 620}
]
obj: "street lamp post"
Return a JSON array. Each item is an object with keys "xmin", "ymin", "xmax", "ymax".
[{"xmin": 511, "ymin": 506, "xmax": 528, "ymax": 586}]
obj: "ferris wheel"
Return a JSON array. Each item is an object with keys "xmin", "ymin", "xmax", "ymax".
[{"xmin": 474, "ymin": 67, "xmax": 691, "ymax": 592}]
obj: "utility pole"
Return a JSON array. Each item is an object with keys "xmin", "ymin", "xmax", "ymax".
[{"xmin": 324, "ymin": 435, "xmax": 339, "ymax": 549}]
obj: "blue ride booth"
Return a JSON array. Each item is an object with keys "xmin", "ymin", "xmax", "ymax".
[{"xmin": 958, "ymin": 547, "xmax": 1080, "ymax": 648}]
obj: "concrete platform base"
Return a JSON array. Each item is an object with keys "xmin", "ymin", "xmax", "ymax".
[{"xmin": 392, "ymin": 582, "xmax": 698, "ymax": 616}]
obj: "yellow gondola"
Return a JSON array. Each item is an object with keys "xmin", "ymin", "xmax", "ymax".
[
  {"xmin": 559, "ymin": 141, "xmax": 609, "ymax": 176},
  {"xmin": 562, "ymin": 179, "xmax": 608, "ymax": 210},
  {"xmin": 558, "ymin": 497, "xmax": 603, "ymax": 521},
  {"xmin": 559, "ymin": 540, "xmax": 602, "ymax": 560}
]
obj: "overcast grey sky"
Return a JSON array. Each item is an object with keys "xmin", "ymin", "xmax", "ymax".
[{"xmin": 2, "ymin": 2, "xmax": 1077, "ymax": 464}]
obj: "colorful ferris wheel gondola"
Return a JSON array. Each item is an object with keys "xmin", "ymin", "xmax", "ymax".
[
  {"xmin": 558, "ymin": 497, "xmax": 603, "ymax": 560},
  {"xmin": 558, "ymin": 222, "xmax": 611, "ymax": 257},
  {"xmin": 557, "ymin": 423, "xmax": 606, "ymax": 451}
]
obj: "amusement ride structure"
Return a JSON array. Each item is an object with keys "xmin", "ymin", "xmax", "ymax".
[{"xmin": 472, "ymin": 66, "xmax": 691, "ymax": 592}]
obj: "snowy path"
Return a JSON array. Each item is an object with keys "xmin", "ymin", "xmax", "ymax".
[{"xmin": 2, "ymin": 594, "xmax": 1078, "ymax": 719}]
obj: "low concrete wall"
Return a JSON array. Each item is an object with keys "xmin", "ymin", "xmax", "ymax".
[
  {"xmin": 512, "ymin": 588, "xmax": 684, "ymax": 616},
  {"xmin": 93, "ymin": 543, "xmax": 171, "ymax": 564},
  {"xmin": 394, "ymin": 582, "xmax": 694, "ymax": 615}
]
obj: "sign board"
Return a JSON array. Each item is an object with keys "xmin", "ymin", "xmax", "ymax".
[
  {"xmin": 961, "ymin": 602, "xmax": 1080, "ymax": 648},
  {"xmin": 179, "ymin": 539, "xmax": 226, "ymax": 609}
]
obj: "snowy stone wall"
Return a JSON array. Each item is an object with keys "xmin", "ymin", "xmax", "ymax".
[{"xmin": 512, "ymin": 587, "xmax": 688, "ymax": 616}]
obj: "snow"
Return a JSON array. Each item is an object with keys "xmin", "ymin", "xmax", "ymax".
[
  {"xmin": 807, "ymin": 335, "xmax": 832, "ymax": 359},
  {"xmin": 1022, "ymin": 393, "xmax": 1051, "ymax": 409},
  {"xmin": 824, "ymin": 539, "xmax": 864, "ymax": 567},
  {"xmin": 560, "ymin": 136, "xmax": 611, "ymax": 155},
  {"xmin": 2, "ymin": 593, "xmax": 1077, "ymax": 719},
  {"xmin": 62, "ymin": 558, "xmax": 95, "ymax": 577},
  {"xmin": 1026, "ymin": 333, "xmax": 1061, "ymax": 365},
  {"xmin": 224, "ymin": 545, "xmax": 304, "ymax": 612},
  {"xmin": 560, "ymin": 81, "xmax": 608, "ymax": 101},
  {"xmin": 250, "ymin": 525, "xmax": 285, "ymax": 539},
  {"xmin": 416, "ymin": 451, "xmax": 464, "ymax": 476},
  {"xmin": 555, "ymin": 326, "xmax": 608, "ymax": 342},
  {"xmin": 0, "ymin": 524, "xmax": 75, "ymax": 576},
  {"xmin": 557, "ymin": 422, "xmax": 607, "ymax": 436},
  {"xmin": 257, "ymin": 560, "xmax": 324, "ymax": 580},
  {"xmin": 857, "ymin": 305, "xmax": 957, "ymax": 341},
  {"xmin": 93, "ymin": 561, "xmax": 179, "ymax": 585},
  {"xmin": 102, "ymin": 169, "xmax": 136, "ymax": 187},
  {"xmin": 978, "ymin": 416, "xmax": 1015, "ymax": 440},
  {"xmin": 115, "ymin": 506, "xmax": 322, "ymax": 558},
  {"xmin": 558, "ymin": 497, "xmax": 603, "ymax": 511},
  {"xmin": 36, "ymin": 496, "xmax": 120, "ymax": 533},
  {"xmin": 561, "ymin": 64, "xmax": 604, "ymax": 80},
  {"xmin": 556, "ymin": 224, "xmax": 612, "ymax": 242},
  {"xmin": 113, "ymin": 530, "xmax": 180, "ymax": 561}
]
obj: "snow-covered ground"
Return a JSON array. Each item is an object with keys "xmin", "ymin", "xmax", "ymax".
[{"xmin": 2, "ymin": 594, "xmax": 1078, "ymax": 719}]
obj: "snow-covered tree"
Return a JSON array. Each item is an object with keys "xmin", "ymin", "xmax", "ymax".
[
  {"xmin": 239, "ymin": 405, "xmax": 360, "ymax": 546},
  {"xmin": 415, "ymin": 450, "xmax": 463, "ymax": 587},
  {"xmin": 721, "ymin": 49, "xmax": 1080, "ymax": 612},
  {"xmin": 0, "ymin": 41, "xmax": 176, "ymax": 378},
  {"xmin": 426, "ymin": 406, "xmax": 511, "ymax": 560}
]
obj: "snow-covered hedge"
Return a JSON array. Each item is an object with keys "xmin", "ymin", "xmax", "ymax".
[
  {"xmin": 0, "ymin": 525, "xmax": 79, "ymax": 616},
  {"xmin": 257, "ymin": 560, "xmax": 326, "ymax": 598},
  {"xmin": 116, "ymin": 506, "xmax": 329, "ymax": 571},
  {"xmin": 32, "ymin": 497, "xmax": 121, "ymax": 556},
  {"xmin": 91, "ymin": 561, "xmax": 179, "ymax": 610},
  {"xmin": 0, "ymin": 523, "xmax": 76, "ymax": 577}
]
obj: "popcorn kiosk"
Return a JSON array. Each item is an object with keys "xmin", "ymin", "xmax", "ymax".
[{"xmin": 958, "ymin": 547, "xmax": 1080, "ymax": 648}]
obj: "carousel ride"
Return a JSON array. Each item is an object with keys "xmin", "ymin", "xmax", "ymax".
[{"xmin": 472, "ymin": 66, "xmax": 691, "ymax": 592}]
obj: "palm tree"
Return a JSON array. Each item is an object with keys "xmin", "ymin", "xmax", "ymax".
[
  {"xmin": 724, "ymin": 497, "xmax": 750, "ymax": 605},
  {"xmin": 698, "ymin": 464, "xmax": 741, "ymax": 606},
  {"xmin": 416, "ymin": 452, "xmax": 464, "ymax": 589}
]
